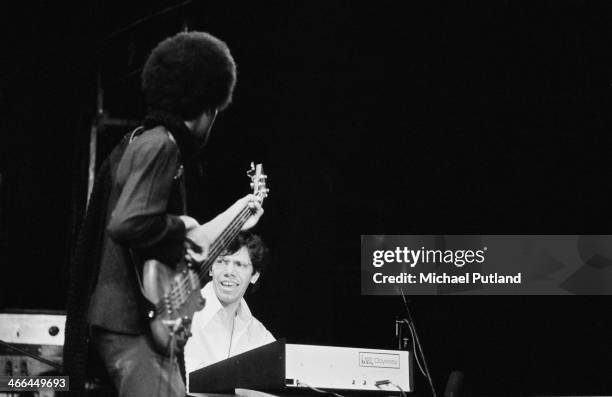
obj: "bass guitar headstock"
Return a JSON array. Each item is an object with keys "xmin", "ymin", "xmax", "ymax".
[{"xmin": 248, "ymin": 162, "xmax": 269, "ymax": 203}]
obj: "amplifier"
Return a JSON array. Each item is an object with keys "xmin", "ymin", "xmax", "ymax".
[
  {"xmin": 0, "ymin": 311, "xmax": 65, "ymax": 377},
  {"xmin": 189, "ymin": 339, "xmax": 412, "ymax": 394}
]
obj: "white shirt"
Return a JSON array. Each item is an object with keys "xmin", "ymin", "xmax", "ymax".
[{"xmin": 184, "ymin": 281, "xmax": 275, "ymax": 394}]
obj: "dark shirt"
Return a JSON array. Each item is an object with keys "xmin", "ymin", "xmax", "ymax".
[{"xmin": 88, "ymin": 127, "xmax": 187, "ymax": 334}]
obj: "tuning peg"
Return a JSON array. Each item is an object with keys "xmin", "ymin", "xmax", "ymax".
[{"xmin": 247, "ymin": 163, "xmax": 255, "ymax": 177}]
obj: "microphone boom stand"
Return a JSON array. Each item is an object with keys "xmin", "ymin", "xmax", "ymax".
[{"xmin": 399, "ymin": 291, "xmax": 437, "ymax": 397}]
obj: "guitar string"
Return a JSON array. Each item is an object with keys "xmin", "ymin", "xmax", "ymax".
[
  {"xmin": 162, "ymin": 203, "xmax": 251, "ymax": 303},
  {"xmin": 180, "ymin": 206, "xmax": 250, "ymax": 295},
  {"xmin": 157, "ymin": 207, "xmax": 249, "ymax": 314},
  {"xmin": 178, "ymin": 208, "xmax": 250, "ymax": 300},
  {"xmin": 158, "ymin": 208, "xmax": 250, "ymax": 315},
  {"xmin": 157, "ymin": 205, "xmax": 252, "ymax": 315},
  {"xmin": 168, "ymin": 174, "xmax": 267, "ymax": 302},
  {"xmin": 157, "ymin": 209, "xmax": 249, "ymax": 315}
]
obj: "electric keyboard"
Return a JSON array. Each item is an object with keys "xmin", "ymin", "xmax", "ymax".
[{"xmin": 189, "ymin": 339, "xmax": 412, "ymax": 394}]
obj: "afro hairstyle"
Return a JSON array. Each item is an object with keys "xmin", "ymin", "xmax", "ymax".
[{"xmin": 142, "ymin": 31, "xmax": 237, "ymax": 120}]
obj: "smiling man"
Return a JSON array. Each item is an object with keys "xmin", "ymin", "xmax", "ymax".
[{"xmin": 184, "ymin": 232, "xmax": 274, "ymax": 394}]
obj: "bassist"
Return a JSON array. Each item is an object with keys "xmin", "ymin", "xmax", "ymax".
[{"xmin": 64, "ymin": 31, "xmax": 262, "ymax": 397}]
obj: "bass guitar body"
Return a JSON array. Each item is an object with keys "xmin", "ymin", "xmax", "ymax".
[{"xmin": 141, "ymin": 258, "xmax": 205, "ymax": 356}]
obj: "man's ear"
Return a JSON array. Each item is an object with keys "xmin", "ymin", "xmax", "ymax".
[{"xmin": 250, "ymin": 271, "xmax": 260, "ymax": 284}]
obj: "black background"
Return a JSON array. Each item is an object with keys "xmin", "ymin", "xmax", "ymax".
[{"xmin": 2, "ymin": 1, "xmax": 612, "ymax": 395}]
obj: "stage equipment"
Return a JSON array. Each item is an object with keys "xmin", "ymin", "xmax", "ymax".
[
  {"xmin": 189, "ymin": 339, "xmax": 412, "ymax": 394},
  {"xmin": 0, "ymin": 311, "xmax": 65, "ymax": 377}
]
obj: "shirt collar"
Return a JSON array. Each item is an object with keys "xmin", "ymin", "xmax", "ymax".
[
  {"xmin": 142, "ymin": 110, "xmax": 200, "ymax": 161},
  {"xmin": 202, "ymin": 281, "xmax": 253, "ymax": 323}
]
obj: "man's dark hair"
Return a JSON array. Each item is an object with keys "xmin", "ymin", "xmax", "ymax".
[
  {"xmin": 226, "ymin": 232, "xmax": 268, "ymax": 276},
  {"xmin": 142, "ymin": 31, "xmax": 237, "ymax": 119}
]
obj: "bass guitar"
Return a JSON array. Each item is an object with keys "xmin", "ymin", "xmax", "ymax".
[{"xmin": 139, "ymin": 163, "xmax": 269, "ymax": 356}]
